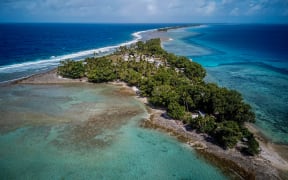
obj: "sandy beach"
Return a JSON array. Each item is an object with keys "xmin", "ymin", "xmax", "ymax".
[{"xmin": 13, "ymin": 69, "xmax": 288, "ymax": 179}]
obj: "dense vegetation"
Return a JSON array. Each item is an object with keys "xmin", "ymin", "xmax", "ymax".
[
  {"xmin": 58, "ymin": 60, "xmax": 85, "ymax": 79},
  {"xmin": 58, "ymin": 38, "xmax": 259, "ymax": 155}
]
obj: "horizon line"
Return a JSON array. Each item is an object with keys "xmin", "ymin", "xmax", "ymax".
[{"xmin": 1, "ymin": 22, "xmax": 288, "ymax": 25}]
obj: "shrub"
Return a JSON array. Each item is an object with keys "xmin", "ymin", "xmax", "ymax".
[{"xmin": 58, "ymin": 59, "xmax": 85, "ymax": 79}]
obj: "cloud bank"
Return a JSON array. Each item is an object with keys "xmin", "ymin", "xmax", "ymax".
[{"xmin": 0, "ymin": 0, "xmax": 287, "ymax": 23}]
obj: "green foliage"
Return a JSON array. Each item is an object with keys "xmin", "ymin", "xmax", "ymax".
[
  {"xmin": 199, "ymin": 83, "xmax": 255, "ymax": 124},
  {"xmin": 213, "ymin": 121, "xmax": 242, "ymax": 148},
  {"xmin": 189, "ymin": 116, "xmax": 216, "ymax": 134},
  {"xmin": 139, "ymin": 78, "xmax": 155, "ymax": 97},
  {"xmin": 119, "ymin": 68, "xmax": 142, "ymax": 86},
  {"xmin": 136, "ymin": 41, "xmax": 145, "ymax": 52},
  {"xmin": 164, "ymin": 54, "xmax": 206, "ymax": 81},
  {"xmin": 177, "ymin": 85, "xmax": 195, "ymax": 111},
  {"xmin": 167, "ymin": 101, "xmax": 185, "ymax": 120},
  {"xmin": 241, "ymin": 127, "xmax": 260, "ymax": 155},
  {"xmin": 184, "ymin": 61, "xmax": 206, "ymax": 81},
  {"xmin": 86, "ymin": 57, "xmax": 116, "ymax": 82},
  {"xmin": 149, "ymin": 85, "xmax": 179, "ymax": 107},
  {"xmin": 245, "ymin": 137, "xmax": 260, "ymax": 155},
  {"xmin": 144, "ymin": 38, "xmax": 166, "ymax": 56},
  {"xmin": 151, "ymin": 67, "xmax": 182, "ymax": 87},
  {"xmin": 58, "ymin": 59, "xmax": 85, "ymax": 79}
]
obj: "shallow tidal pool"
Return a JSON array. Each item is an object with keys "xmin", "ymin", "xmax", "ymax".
[{"xmin": 0, "ymin": 83, "xmax": 227, "ymax": 179}]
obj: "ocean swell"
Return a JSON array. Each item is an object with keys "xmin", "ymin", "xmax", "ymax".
[{"xmin": 0, "ymin": 29, "xmax": 154, "ymax": 83}]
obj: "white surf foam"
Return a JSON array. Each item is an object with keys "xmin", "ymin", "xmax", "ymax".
[
  {"xmin": 193, "ymin": 24, "xmax": 209, "ymax": 29},
  {"xmin": 0, "ymin": 29, "xmax": 154, "ymax": 75}
]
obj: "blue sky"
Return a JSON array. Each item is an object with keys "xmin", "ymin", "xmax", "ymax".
[{"xmin": 0, "ymin": 0, "xmax": 287, "ymax": 23}]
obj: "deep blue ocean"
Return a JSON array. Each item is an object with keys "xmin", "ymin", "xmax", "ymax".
[
  {"xmin": 0, "ymin": 23, "xmax": 175, "ymax": 82},
  {"xmin": 163, "ymin": 24, "xmax": 288, "ymax": 144}
]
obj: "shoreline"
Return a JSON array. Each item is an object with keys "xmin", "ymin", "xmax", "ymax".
[
  {"xmin": 0, "ymin": 24, "xmax": 190, "ymax": 84},
  {"xmin": 0, "ymin": 27, "xmax": 156, "ymax": 84},
  {"xmin": 13, "ymin": 70, "xmax": 287, "ymax": 179},
  {"xmin": 4, "ymin": 25, "xmax": 288, "ymax": 179},
  {"xmin": 141, "ymin": 107, "xmax": 288, "ymax": 179},
  {"xmin": 245, "ymin": 123, "xmax": 288, "ymax": 171}
]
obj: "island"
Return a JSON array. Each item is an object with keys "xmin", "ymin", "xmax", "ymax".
[
  {"xmin": 157, "ymin": 24, "xmax": 202, "ymax": 32},
  {"xmin": 55, "ymin": 38, "xmax": 286, "ymax": 179},
  {"xmin": 58, "ymin": 38, "xmax": 258, "ymax": 154}
]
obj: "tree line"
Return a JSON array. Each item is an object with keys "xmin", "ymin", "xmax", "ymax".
[{"xmin": 58, "ymin": 38, "xmax": 259, "ymax": 155}]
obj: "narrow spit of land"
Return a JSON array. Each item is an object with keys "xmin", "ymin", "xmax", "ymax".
[
  {"xmin": 18, "ymin": 69, "xmax": 287, "ymax": 180},
  {"xmin": 20, "ymin": 37, "xmax": 288, "ymax": 179}
]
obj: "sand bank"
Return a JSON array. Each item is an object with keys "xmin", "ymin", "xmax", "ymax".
[{"xmin": 17, "ymin": 69, "xmax": 88, "ymax": 84}]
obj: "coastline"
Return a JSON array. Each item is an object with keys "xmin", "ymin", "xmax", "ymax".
[
  {"xmin": 14, "ymin": 70, "xmax": 287, "ymax": 179},
  {"xmin": 141, "ymin": 107, "xmax": 288, "ymax": 179},
  {"xmin": 0, "ymin": 26, "xmax": 156, "ymax": 84},
  {"xmin": 4, "ymin": 26, "xmax": 287, "ymax": 179},
  {"xmin": 153, "ymin": 28, "xmax": 288, "ymax": 178},
  {"xmin": 245, "ymin": 123, "xmax": 288, "ymax": 177}
]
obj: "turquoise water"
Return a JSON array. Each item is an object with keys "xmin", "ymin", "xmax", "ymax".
[
  {"xmin": 162, "ymin": 24, "xmax": 288, "ymax": 144},
  {"xmin": 0, "ymin": 84, "xmax": 227, "ymax": 179}
]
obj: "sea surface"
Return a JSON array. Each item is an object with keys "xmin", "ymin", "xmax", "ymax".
[
  {"xmin": 0, "ymin": 23, "xmax": 176, "ymax": 82},
  {"xmin": 0, "ymin": 24, "xmax": 228, "ymax": 179},
  {"xmin": 162, "ymin": 24, "xmax": 288, "ymax": 145}
]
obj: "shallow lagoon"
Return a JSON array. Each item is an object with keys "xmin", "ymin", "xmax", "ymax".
[
  {"xmin": 162, "ymin": 24, "xmax": 288, "ymax": 144},
  {"xmin": 0, "ymin": 83, "xmax": 227, "ymax": 179}
]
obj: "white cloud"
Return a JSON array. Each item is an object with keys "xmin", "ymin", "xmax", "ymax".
[
  {"xmin": 230, "ymin": 7, "xmax": 239, "ymax": 16},
  {"xmin": 147, "ymin": 4, "xmax": 157, "ymax": 15},
  {"xmin": 0, "ymin": 0, "xmax": 287, "ymax": 23},
  {"xmin": 205, "ymin": 1, "xmax": 216, "ymax": 15},
  {"xmin": 194, "ymin": 1, "xmax": 216, "ymax": 16},
  {"xmin": 221, "ymin": 0, "xmax": 234, "ymax": 5},
  {"xmin": 246, "ymin": 4, "xmax": 262, "ymax": 15}
]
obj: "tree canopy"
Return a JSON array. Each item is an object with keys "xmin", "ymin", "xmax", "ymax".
[
  {"xmin": 57, "ymin": 38, "xmax": 259, "ymax": 155},
  {"xmin": 58, "ymin": 60, "xmax": 85, "ymax": 79}
]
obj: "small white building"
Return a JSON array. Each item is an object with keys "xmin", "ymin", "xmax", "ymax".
[
  {"xmin": 147, "ymin": 58, "xmax": 155, "ymax": 63},
  {"xmin": 191, "ymin": 111, "xmax": 205, "ymax": 119},
  {"xmin": 124, "ymin": 54, "xmax": 129, "ymax": 61},
  {"xmin": 191, "ymin": 113, "xmax": 199, "ymax": 119}
]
